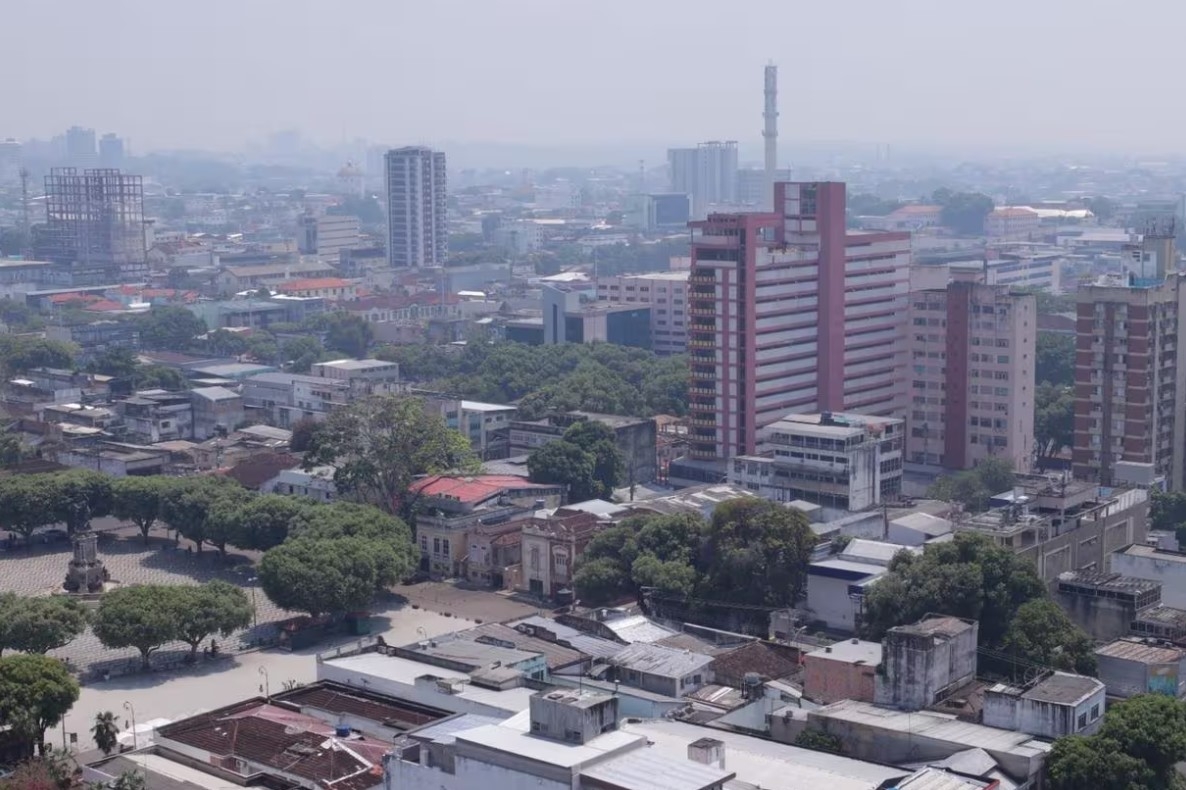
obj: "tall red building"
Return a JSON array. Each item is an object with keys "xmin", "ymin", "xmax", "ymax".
[{"xmin": 682, "ymin": 182, "xmax": 910, "ymax": 467}]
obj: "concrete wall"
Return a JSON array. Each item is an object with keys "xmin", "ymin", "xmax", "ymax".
[
  {"xmin": 1055, "ymin": 589, "xmax": 1139, "ymax": 642},
  {"xmin": 874, "ymin": 623, "xmax": 977, "ymax": 711},
  {"xmin": 1096, "ymin": 653, "xmax": 1186, "ymax": 699},
  {"xmin": 805, "ymin": 573, "xmax": 870, "ymax": 633},
  {"xmin": 1111, "ymin": 551, "xmax": 1186, "ymax": 608},
  {"xmin": 983, "ymin": 687, "xmax": 1104, "ymax": 738}
]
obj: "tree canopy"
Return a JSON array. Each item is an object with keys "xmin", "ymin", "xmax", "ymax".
[
  {"xmin": 1047, "ymin": 695, "xmax": 1186, "ymax": 790},
  {"xmin": 1036, "ymin": 332, "xmax": 1075, "ymax": 387},
  {"xmin": 932, "ymin": 189, "xmax": 995, "ymax": 235},
  {"xmin": 112, "ymin": 476, "xmax": 172, "ymax": 543},
  {"xmin": 93, "ymin": 585, "xmax": 183, "ymax": 669},
  {"xmin": 133, "ymin": 306, "xmax": 208, "ymax": 350},
  {"xmin": 0, "ymin": 655, "xmax": 79, "ymax": 756},
  {"xmin": 927, "ymin": 457, "xmax": 1016, "ymax": 513},
  {"xmin": 303, "ymin": 395, "xmax": 478, "ymax": 515},
  {"xmin": 1035, "ymin": 383, "xmax": 1074, "ymax": 471},
  {"xmin": 375, "ymin": 341, "xmax": 689, "ymax": 419},
  {"xmin": 159, "ymin": 476, "xmax": 247, "ymax": 554},
  {"xmin": 0, "ymin": 595, "xmax": 89, "ymax": 656},
  {"xmin": 259, "ymin": 535, "xmax": 404, "ymax": 618},
  {"xmin": 574, "ymin": 501, "xmax": 816, "ymax": 610}
]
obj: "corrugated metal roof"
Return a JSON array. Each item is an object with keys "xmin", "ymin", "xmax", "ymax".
[
  {"xmin": 611, "ymin": 643, "xmax": 714, "ymax": 678},
  {"xmin": 604, "ymin": 615, "xmax": 678, "ymax": 644},
  {"xmin": 580, "ymin": 748, "xmax": 732, "ymax": 790},
  {"xmin": 1095, "ymin": 639, "xmax": 1183, "ymax": 664}
]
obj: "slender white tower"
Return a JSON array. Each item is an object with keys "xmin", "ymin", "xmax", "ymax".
[{"xmin": 763, "ymin": 63, "xmax": 778, "ymax": 208}]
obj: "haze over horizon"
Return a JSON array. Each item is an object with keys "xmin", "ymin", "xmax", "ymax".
[{"xmin": 3, "ymin": 0, "xmax": 1184, "ymax": 160}]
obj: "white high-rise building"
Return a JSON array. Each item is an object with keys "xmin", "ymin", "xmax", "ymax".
[
  {"xmin": 667, "ymin": 140, "xmax": 738, "ymax": 219},
  {"xmin": 384, "ymin": 146, "xmax": 447, "ymax": 268}
]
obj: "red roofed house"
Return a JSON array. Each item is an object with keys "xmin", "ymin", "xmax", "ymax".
[
  {"xmin": 275, "ymin": 277, "xmax": 359, "ymax": 299},
  {"xmin": 409, "ymin": 474, "xmax": 564, "ymax": 578}
]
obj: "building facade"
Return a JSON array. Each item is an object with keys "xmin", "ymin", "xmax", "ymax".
[
  {"xmin": 905, "ymin": 271, "xmax": 1036, "ymax": 471},
  {"xmin": 684, "ymin": 182, "xmax": 910, "ymax": 464},
  {"xmin": 595, "ymin": 271, "xmax": 690, "ymax": 355},
  {"xmin": 385, "ymin": 146, "xmax": 447, "ymax": 268},
  {"xmin": 668, "ymin": 141, "xmax": 739, "ymax": 219},
  {"xmin": 729, "ymin": 412, "xmax": 904, "ymax": 511},
  {"xmin": 297, "ymin": 213, "xmax": 361, "ymax": 265}
]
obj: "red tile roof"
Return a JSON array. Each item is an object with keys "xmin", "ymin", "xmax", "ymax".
[
  {"xmin": 410, "ymin": 474, "xmax": 552, "ymax": 504},
  {"xmin": 83, "ymin": 299, "xmax": 126, "ymax": 312},
  {"xmin": 48, "ymin": 292, "xmax": 98, "ymax": 305}
]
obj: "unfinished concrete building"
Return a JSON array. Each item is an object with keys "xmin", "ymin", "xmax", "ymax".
[{"xmin": 34, "ymin": 168, "xmax": 148, "ymax": 284}]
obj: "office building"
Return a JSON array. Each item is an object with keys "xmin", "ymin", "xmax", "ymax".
[
  {"xmin": 297, "ymin": 212, "xmax": 360, "ymax": 264},
  {"xmin": 33, "ymin": 168, "xmax": 148, "ymax": 284},
  {"xmin": 668, "ymin": 141, "xmax": 738, "ymax": 219},
  {"xmin": 905, "ymin": 269, "xmax": 1036, "ymax": 471},
  {"xmin": 629, "ymin": 192, "xmax": 691, "ymax": 231},
  {"xmin": 682, "ymin": 182, "xmax": 910, "ymax": 464},
  {"xmin": 98, "ymin": 133, "xmax": 125, "ymax": 168},
  {"xmin": 1071, "ymin": 231, "xmax": 1186, "ymax": 488},
  {"xmin": 729, "ymin": 412, "xmax": 904, "ymax": 511},
  {"xmin": 385, "ymin": 146, "xmax": 447, "ymax": 267},
  {"xmin": 0, "ymin": 138, "xmax": 20, "ymax": 185},
  {"xmin": 595, "ymin": 270, "xmax": 690, "ymax": 354},
  {"xmin": 64, "ymin": 126, "xmax": 96, "ymax": 167}
]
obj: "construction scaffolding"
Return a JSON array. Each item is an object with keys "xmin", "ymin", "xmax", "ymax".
[{"xmin": 35, "ymin": 168, "xmax": 148, "ymax": 284}]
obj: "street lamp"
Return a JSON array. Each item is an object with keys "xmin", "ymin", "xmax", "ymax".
[
  {"xmin": 123, "ymin": 700, "xmax": 137, "ymax": 751},
  {"xmin": 258, "ymin": 665, "xmax": 270, "ymax": 699},
  {"xmin": 247, "ymin": 577, "xmax": 259, "ymax": 629}
]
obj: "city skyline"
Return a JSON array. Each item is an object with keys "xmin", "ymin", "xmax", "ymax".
[{"xmin": 5, "ymin": 0, "xmax": 1186, "ymax": 157}]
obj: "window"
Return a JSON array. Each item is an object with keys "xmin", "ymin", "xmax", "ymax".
[
  {"xmin": 1077, "ymin": 712, "xmax": 1087, "ymax": 729},
  {"xmin": 1091, "ymin": 704, "xmax": 1100, "ymax": 720},
  {"xmin": 433, "ymin": 538, "xmax": 440, "ymax": 554},
  {"xmin": 530, "ymin": 547, "xmax": 540, "ymax": 570},
  {"xmin": 420, "ymin": 535, "xmax": 428, "ymax": 552}
]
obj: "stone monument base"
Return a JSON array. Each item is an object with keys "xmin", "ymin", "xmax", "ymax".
[{"xmin": 63, "ymin": 532, "xmax": 109, "ymax": 594}]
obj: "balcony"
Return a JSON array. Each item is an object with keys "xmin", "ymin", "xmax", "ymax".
[
  {"xmin": 687, "ymin": 337, "xmax": 715, "ymax": 349},
  {"xmin": 688, "ymin": 303, "xmax": 717, "ymax": 317},
  {"xmin": 688, "ymin": 415, "xmax": 718, "ymax": 429},
  {"xmin": 689, "ymin": 274, "xmax": 716, "ymax": 287}
]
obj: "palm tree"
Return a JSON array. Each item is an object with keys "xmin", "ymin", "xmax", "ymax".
[{"xmin": 92, "ymin": 710, "xmax": 119, "ymax": 756}]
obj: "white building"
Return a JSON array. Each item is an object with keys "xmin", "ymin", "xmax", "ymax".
[
  {"xmin": 982, "ymin": 672, "xmax": 1105, "ymax": 739},
  {"xmin": 262, "ymin": 465, "xmax": 337, "ymax": 501},
  {"xmin": 385, "ymin": 146, "xmax": 447, "ymax": 267},
  {"xmin": 729, "ymin": 413, "xmax": 904, "ymax": 512},
  {"xmin": 595, "ymin": 270, "xmax": 690, "ymax": 355},
  {"xmin": 1111, "ymin": 544, "xmax": 1186, "ymax": 608},
  {"xmin": 311, "ymin": 357, "xmax": 401, "ymax": 394},
  {"xmin": 298, "ymin": 213, "xmax": 361, "ymax": 265}
]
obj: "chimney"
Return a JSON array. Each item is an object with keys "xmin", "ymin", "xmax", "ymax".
[{"xmin": 688, "ymin": 737, "xmax": 725, "ymax": 770}]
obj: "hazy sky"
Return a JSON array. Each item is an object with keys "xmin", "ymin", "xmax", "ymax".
[{"xmin": 3, "ymin": 0, "xmax": 1182, "ymax": 157}]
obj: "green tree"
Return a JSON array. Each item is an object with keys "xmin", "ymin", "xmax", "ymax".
[
  {"xmin": 0, "ymin": 476, "xmax": 59, "ymax": 545},
  {"xmin": 860, "ymin": 532, "xmax": 1047, "ymax": 645},
  {"xmin": 173, "ymin": 581, "xmax": 253, "ymax": 660},
  {"xmin": 87, "ymin": 347, "xmax": 140, "ymax": 380},
  {"xmin": 159, "ymin": 476, "xmax": 246, "ymax": 554},
  {"xmin": 527, "ymin": 441, "xmax": 598, "ymax": 502},
  {"xmin": 259, "ymin": 536, "xmax": 399, "ymax": 618},
  {"xmin": 304, "ymin": 395, "xmax": 478, "ymax": 515},
  {"xmin": 134, "ymin": 306, "xmax": 208, "ymax": 350},
  {"xmin": 1037, "ymin": 332, "xmax": 1075, "ymax": 386},
  {"xmin": 0, "ymin": 655, "xmax": 79, "ymax": 756},
  {"xmin": 133, "ymin": 365, "xmax": 189, "ymax": 391},
  {"xmin": 1097, "ymin": 694, "xmax": 1186, "ymax": 783},
  {"xmin": 928, "ymin": 459, "xmax": 1015, "ymax": 513},
  {"xmin": 290, "ymin": 418, "xmax": 319, "ymax": 452},
  {"xmin": 216, "ymin": 494, "xmax": 313, "ymax": 551},
  {"xmin": 281, "ymin": 336, "xmax": 325, "ymax": 373},
  {"xmin": 92, "ymin": 711, "xmax": 120, "ymax": 756},
  {"xmin": 698, "ymin": 499, "xmax": 816, "ymax": 607},
  {"xmin": 1151, "ymin": 490, "xmax": 1186, "ymax": 546},
  {"xmin": 112, "ymin": 476, "xmax": 171, "ymax": 543},
  {"xmin": 93, "ymin": 585, "xmax": 180, "ymax": 669},
  {"xmin": 630, "ymin": 554, "xmax": 695, "ymax": 597},
  {"xmin": 1084, "ymin": 196, "xmax": 1118, "ymax": 223},
  {"xmin": 203, "ymin": 329, "xmax": 248, "ymax": 357},
  {"xmin": 289, "ymin": 502, "xmax": 417, "ymax": 586},
  {"xmin": 314, "ymin": 312, "xmax": 373, "ymax": 358},
  {"xmin": 0, "ymin": 595, "xmax": 89, "ymax": 655},
  {"xmin": 245, "ymin": 331, "xmax": 280, "ymax": 365},
  {"xmin": 563, "ymin": 420, "xmax": 625, "ymax": 497},
  {"xmin": 1046, "ymin": 734, "xmax": 1153, "ymax": 790},
  {"xmin": 1000, "ymin": 599, "xmax": 1096, "ymax": 676},
  {"xmin": 48, "ymin": 470, "xmax": 114, "ymax": 534},
  {"xmin": 933, "ymin": 190, "xmax": 995, "ymax": 235},
  {"xmin": 573, "ymin": 558, "xmax": 632, "ymax": 606},
  {"xmin": 0, "ymin": 337, "xmax": 76, "ymax": 376},
  {"xmin": 108, "ymin": 771, "xmax": 148, "ymax": 790},
  {"xmin": 793, "ymin": 729, "xmax": 844, "ymax": 755},
  {"xmin": 1035, "ymin": 383, "xmax": 1074, "ymax": 471},
  {"xmin": 0, "ymin": 428, "xmax": 22, "ymax": 468}
]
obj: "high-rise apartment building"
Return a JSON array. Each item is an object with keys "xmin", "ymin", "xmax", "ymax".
[
  {"xmin": 1072, "ymin": 232, "xmax": 1186, "ymax": 488},
  {"xmin": 384, "ymin": 146, "xmax": 447, "ymax": 268},
  {"xmin": 65, "ymin": 126, "xmax": 97, "ymax": 168},
  {"xmin": 905, "ymin": 270, "xmax": 1036, "ymax": 472},
  {"xmin": 98, "ymin": 133, "xmax": 125, "ymax": 169},
  {"xmin": 667, "ymin": 141, "xmax": 739, "ymax": 219},
  {"xmin": 682, "ymin": 181, "xmax": 910, "ymax": 463}
]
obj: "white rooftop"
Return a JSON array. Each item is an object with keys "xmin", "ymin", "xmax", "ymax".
[
  {"xmin": 839, "ymin": 539, "xmax": 918, "ymax": 566},
  {"xmin": 456, "ymin": 723, "xmax": 640, "ymax": 770},
  {"xmin": 461, "ymin": 400, "xmax": 516, "ymax": 412},
  {"xmin": 891, "ymin": 511, "xmax": 953, "ymax": 536},
  {"xmin": 807, "ymin": 639, "xmax": 883, "ymax": 666},
  {"xmin": 581, "ymin": 748, "xmax": 733, "ymax": 790},
  {"xmin": 621, "ymin": 719, "xmax": 904, "ymax": 790}
]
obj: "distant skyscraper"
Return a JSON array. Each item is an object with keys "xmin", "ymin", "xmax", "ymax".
[
  {"xmin": 763, "ymin": 63, "xmax": 778, "ymax": 209},
  {"xmin": 99, "ymin": 133, "xmax": 125, "ymax": 168},
  {"xmin": 65, "ymin": 126, "xmax": 97, "ymax": 167},
  {"xmin": 384, "ymin": 146, "xmax": 447, "ymax": 268},
  {"xmin": 667, "ymin": 141, "xmax": 739, "ymax": 219}
]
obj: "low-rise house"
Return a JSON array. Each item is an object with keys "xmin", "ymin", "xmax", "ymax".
[
  {"xmin": 40, "ymin": 402, "xmax": 119, "ymax": 431},
  {"xmin": 262, "ymin": 465, "xmax": 337, "ymax": 502},
  {"xmin": 275, "ymin": 277, "xmax": 359, "ymax": 300},
  {"xmin": 982, "ymin": 671, "xmax": 1105, "ymax": 739},
  {"xmin": 311, "ymin": 358, "xmax": 401, "ymax": 395},
  {"xmin": 217, "ymin": 258, "xmax": 337, "ymax": 291},
  {"xmin": 803, "ymin": 640, "xmax": 882, "ymax": 704},
  {"xmin": 190, "ymin": 386, "xmax": 242, "ymax": 440},
  {"xmin": 520, "ymin": 509, "xmax": 603, "ymax": 599},
  {"xmin": 875, "ymin": 616, "xmax": 978, "ymax": 712},
  {"xmin": 241, "ymin": 372, "xmax": 350, "ymax": 427},
  {"xmin": 410, "ymin": 474, "xmax": 564, "ymax": 578},
  {"xmin": 1095, "ymin": 638, "xmax": 1186, "ymax": 699},
  {"xmin": 118, "ymin": 390, "xmax": 193, "ymax": 443},
  {"xmin": 804, "ymin": 557, "xmax": 886, "ymax": 634},
  {"xmin": 462, "ymin": 520, "xmax": 522, "ymax": 589},
  {"xmin": 610, "ymin": 642, "xmax": 715, "ymax": 697}
]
